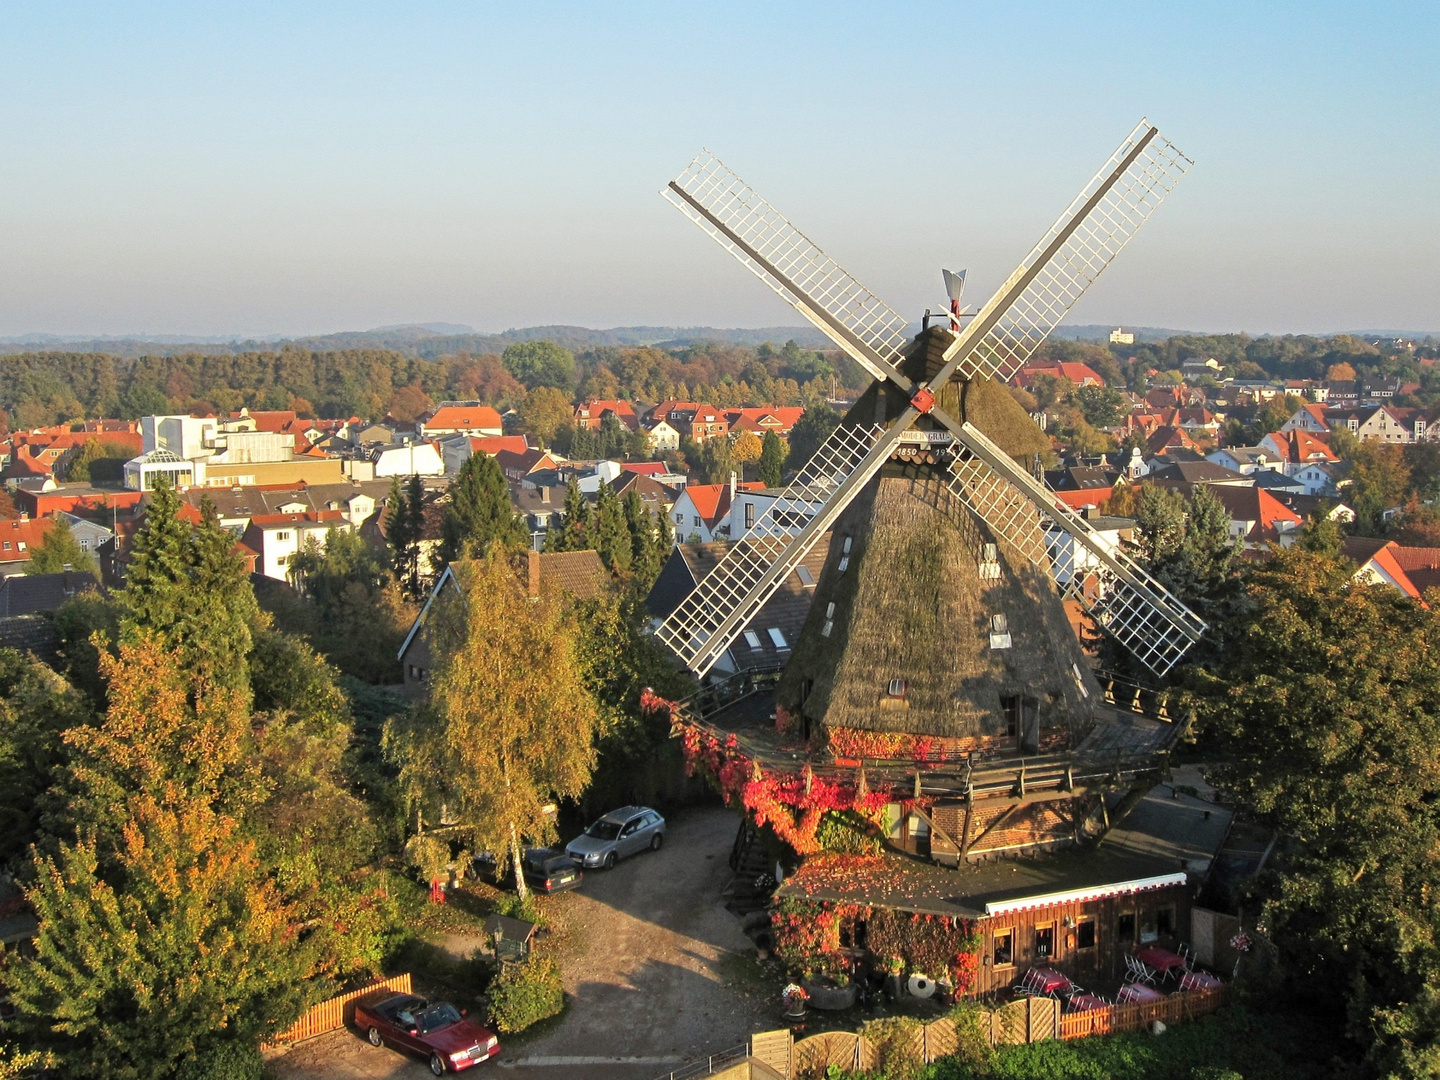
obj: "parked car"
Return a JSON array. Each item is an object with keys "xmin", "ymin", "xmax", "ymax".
[
  {"xmin": 521, "ymin": 847, "xmax": 584, "ymax": 893},
  {"xmin": 472, "ymin": 848, "xmax": 584, "ymax": 894},
  {"xmin": 564, "ymin": 806, "xmax": 666, "ymax": 869},
  {"xmin": 354, "ymin": 990, "xmax": 500, "ymax": 1075}
]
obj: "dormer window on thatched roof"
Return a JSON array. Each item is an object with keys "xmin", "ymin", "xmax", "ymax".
[
  {"xmin": 886, "ymin": 679, "xmax": 907, "ymax": 699},
  {"xmin": 989, "ymin": 614, "xmax": 1012, "ymax": 650}
]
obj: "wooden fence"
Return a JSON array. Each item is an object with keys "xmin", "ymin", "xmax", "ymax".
[
  {"xmin": 1057, "ymin": 986, "xmax": 1226, "ymax": 1040},
  {"xmin": 747, "ymin": 986, "xmax": 1227, "ymax": 1078},
  {"xmin": 267, "ymin": 973, "xmax": 413, "ymax": 1046}
]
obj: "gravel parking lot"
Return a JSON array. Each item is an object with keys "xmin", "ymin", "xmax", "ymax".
[{"xmin": 268, "ymin": 806, "xmax": 775, "ymax": 1080}]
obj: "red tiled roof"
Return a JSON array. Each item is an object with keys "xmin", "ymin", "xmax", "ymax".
[
  {"xmin": 1054, "ymin": 487, "xmax": 1113, "ymax": 511},
  {"xmin": 621, "ymin": 462, "xmax": 667, "ymax": 476},
  {"xmin": 724, "ymin": 407, "xmax": 805, "ymax": 435},
  {"xmin": 1015, "ymin": 362, "xmax": 1105, "ymax": 387},
  {"xmin": 1206, "ymin": 485, "xmax": 1302, "ymax": 541},
  {"xmin": 422, "ymin": 405, "xmax": 503, "ymax": 431},
  {"xmin": 469, "ymin": 435, "xmax": 530, "ymax": 456}
]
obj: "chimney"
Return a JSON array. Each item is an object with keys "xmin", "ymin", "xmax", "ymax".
[
  {"xmin": 729, "ymin": 470, "xmax": 737, "ymax": 502},
  {"xmin": 528, "ymin": 548, "xmax": 541, "ymax": 597},
  {"xmin": 541, "ymin": 486, "xmax": 550, "ymax": 504}
]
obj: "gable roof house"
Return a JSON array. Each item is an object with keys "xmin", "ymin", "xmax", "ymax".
[
  {"xmin": 1013, "ymin": 361, "xmax": 1105, "ymax": 388},
  {"xmin": 241, "ymin": 510, "xmax": 351, "ymax": 582},
  {"xmin": 417, "ymin": 402, "xmax": 504, "ymax": 439},
  {"xmin": 574, "ymin": 399, "xmax": 639, "ymax": 432},
  {"xmin": 1205, "ymin": 485, "xmax": 1304, "ymax": 546},
  {"xmin": 651, "ymin": 402, "xmax": 729, "ymax": 444},
  {"xmin": 646, "ymin": 536, "xmax": 831, "ymax": 676},
  {"xmin": 1344, "ymin": 538, "xmax": 1440, "ymax": 599},
  {"xmin": 723, "ymin": 406, "xmax": 806, "ymax": 438},
  {"xmin": 396, "ymin": 549, "xmax": 612, "ymax": 697},
  {"xmin": 669, "ymin": 477, "xmax": 765, "ymax": 543}
]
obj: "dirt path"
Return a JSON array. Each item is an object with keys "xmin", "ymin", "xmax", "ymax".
[{"xmin": 269, "ymin": 806, "xmax": 776, "ymax": 1080}]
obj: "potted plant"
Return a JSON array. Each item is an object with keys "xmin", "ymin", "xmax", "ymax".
[
  {"xmin": 802, "ymin": 967, "xmax": 858, "ymax": 1011},
  {"xmin": 781, "ymin": 983, "xmax": 809, "ymax": 1018}
]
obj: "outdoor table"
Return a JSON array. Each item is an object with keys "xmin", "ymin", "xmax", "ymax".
[
  {"xmin": 1031, "ymin": 966, "xmax": 1073, "ymax": 995},
  {"xmin": 1179, "ymin": 970, "xmax": 1223, "ymax": 992},
  {"xmin": 1134, "ymin": 945, "xmax": 1188, "ymax": 980},
  {"xmin": 1118, "ymin": 982, "xmax": 1166, "ymax": 1004},
  {"xmin": 1066, "ymin": 993, "xmax": 1108, "ymax": 1012}
]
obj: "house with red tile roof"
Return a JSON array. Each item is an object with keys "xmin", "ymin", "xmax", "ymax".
[
  {"xmin": 1205, "ymin": 485, "xmax": 1304, "ymax": 546},
  {"xmin": 1014, "ymin": 361, "xmax": 1105, "ymax": 389},
  {"xmin": 0, "ymin": 516, "xmax": 70, "ymax": 575},
  {"xmin": 668, "ymin": 478, "xmax": 766, "ymax": 543},
  {"xmin": 495, "ymin": 448, "xmax": 561, "ymax": 483},
  {"xmin": 1344, "ymin": 538, "xmax": 1440, "ymax": 600},
  {"xmin": 650, "ymin": 402, "xmax": 728, "ymax": 443},
  {"xmin": 723, "ymin": 406, "xmax": 805, "ymax": 438},
  {"xmin": 574, "ymin": 400, "xmax": 639, "ymax": 432},
  {"xmin": 416, "ymin": 402, "xmax": 504, "ymax": 438}
]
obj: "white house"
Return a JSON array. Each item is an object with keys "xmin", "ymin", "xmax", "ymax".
[
  {"xmin": 643, "ymin": 419, "xmax": 682, "ymax": 452},
  {"xmin": 241, "ymin": 510, "xmax": 352, "ymax": 581},
  {"xmin": 372, "ymin": 440, "xmax": 445, "ymax": 478},
  {"xmin": 726, "ymin": 485, "xmax": 826, "ymax": 542},
  {"xmin": 417, "ymin": 402, "xmax": 504, "ymax": 439}
]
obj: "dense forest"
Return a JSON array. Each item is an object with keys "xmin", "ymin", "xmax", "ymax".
[{"xmin": 0, "ymin": 332, "xmax": 1436, "ymax": 435}]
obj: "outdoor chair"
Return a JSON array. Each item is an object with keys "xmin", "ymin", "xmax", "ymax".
[
  {"xmin": 1177, "ymin": 943, "xmax": 1196, "ymax": 971},
  {"xmin": 1125, "ymin": 954, "xmax": 1156, "ymax": 985}
]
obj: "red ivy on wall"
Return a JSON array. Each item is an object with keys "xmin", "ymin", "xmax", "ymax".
[
  {"xmin": 827, "ymin": 726, "xmax": 939, "ymax": 763},
  {"xmin": 670, "ymin": 718, "xmax": 890, "ymax": 855}
]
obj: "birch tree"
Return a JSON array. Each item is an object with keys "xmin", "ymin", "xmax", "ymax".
[{"xmin": 388, "ymin": 548, "xmax": 601, "ymax": 900}]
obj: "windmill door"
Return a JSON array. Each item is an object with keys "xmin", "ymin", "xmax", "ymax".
[{"xmin": 1021, "ymin": 697, "xmax": 1040, "ymax": 754}]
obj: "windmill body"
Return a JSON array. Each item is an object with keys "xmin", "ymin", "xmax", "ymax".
[{"xmin": 656, "ymin": 122, "xmax": 1209, "ymax": 878}]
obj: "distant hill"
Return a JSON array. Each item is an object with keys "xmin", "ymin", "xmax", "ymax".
[{"xmin": 0, "ymin": 323, "xmax": 836, "ymax": 358}]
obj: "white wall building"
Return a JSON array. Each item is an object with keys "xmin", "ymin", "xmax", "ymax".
[
  {"xmin": 372, "ymin": 441, "xmax": 445, "ymax": 478},
  {"xmin": 241, "ymin": 511, "xmax": 352, "ymax": 581}
]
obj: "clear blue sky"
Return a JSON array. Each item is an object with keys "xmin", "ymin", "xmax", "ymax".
[{"xmin": 1, "ymin": 1, "xmax": 1435, "ymax": 338}]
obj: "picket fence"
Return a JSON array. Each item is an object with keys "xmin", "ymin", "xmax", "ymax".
[
  {"xmin": 266, "ymin": 973, "xmax": 414, "ymax": 1046},
  {"xmin": 745, "ymin": 986, "xmax": 1227, "ymax": 1078}
]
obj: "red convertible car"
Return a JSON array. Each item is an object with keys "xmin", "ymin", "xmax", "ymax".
[{"xmin": 354, "ymin": 990, "xmax": 500, "ymax": 1074}]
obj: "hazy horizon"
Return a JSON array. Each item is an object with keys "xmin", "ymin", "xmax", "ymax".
[{"xmin": 2, "ymin": 2, "xmax": 1436, "ymax": 339}]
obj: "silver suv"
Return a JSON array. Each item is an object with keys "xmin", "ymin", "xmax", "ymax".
[{"xmin": 564, "ymin": 806, "xmax": 666, "ymax": 869}]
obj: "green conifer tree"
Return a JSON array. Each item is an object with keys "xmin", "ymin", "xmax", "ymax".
[
  {"xmin": 758, "ymin": 431, "xmax": 785, "ymax": 488},
  {"xmin": 439, "ymin": 452, "xmax": 525, "ymax": 565},
  {"xmin": 592, "ymin": 485, "xmax": 631, "ymax": 575}
]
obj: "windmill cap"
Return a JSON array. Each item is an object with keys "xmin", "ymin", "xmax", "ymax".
[{"xmin": 942, "ymin": 268, "xmax": 967, "ymax": 302}]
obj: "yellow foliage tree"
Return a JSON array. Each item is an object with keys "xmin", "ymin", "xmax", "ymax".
[
  {"xmin": 388, "ymin": 548, "xmax": 602, "ymax": 900},
  {"xmin": 731, "ymin": 429, "xmax": 763, "ymax": 462}
]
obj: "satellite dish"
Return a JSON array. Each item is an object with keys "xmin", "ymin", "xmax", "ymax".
[{"xmin": 942, "ymin": 268, "xmax": 967, "ymax": 303}]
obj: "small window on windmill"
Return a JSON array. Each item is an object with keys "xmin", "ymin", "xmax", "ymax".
[
  {"xmin": 796, "ymin": 565, "xmax": 815, "ymax": 587},
  {"xmin": 880, "ymin": 678, "xmax": 909, "ymax": 712},
  {"xmin": 979, "ymin": 542, "xmax": 1001, "ymax": 580},
  {"xmin": 837, "ymin": 555, "xmax": 850, "ymax": 572},
  {"xmin": 842, "ymin": 536, "xmax": 853, "ymax": 554},
  {"xmin": 767, "ymin": 627, "xmax": 790, "ymax": 651},
  {"xmin": 1071, "ymin": 662, "xmax": 1090, "ymax": 699},
  {"xmin": 821, "ymin": 601, "xmax": 836, "ymax": 638},
  {"xmin": 743, "ymin": 630, "xmax": 762, "ymax": 650},
  {"xmin": 989, "ymin": 613, "xmax": 1012, "ymax": 650}
]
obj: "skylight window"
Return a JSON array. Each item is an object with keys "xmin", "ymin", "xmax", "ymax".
[
  {"xmin": 825, "ymin": 602, "xmax": 835, "ymax": 618},
  {"xmin": 743, "ymin": 630, "xmax": 762, "ymax": 649},
  {"xmin": 767, "ymin": 628, "xmax": 789, "ymax": 650},
  {"xmin": 821, "ymin": 621, "xmax": 833, "ymax": 638}
]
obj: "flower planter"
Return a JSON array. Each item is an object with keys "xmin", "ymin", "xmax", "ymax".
[{"xmin": 802, "ymin": 975, "xmax": 858, "ymax": 1011}]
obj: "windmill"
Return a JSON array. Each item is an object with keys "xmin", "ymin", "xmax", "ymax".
[{"xmin": 654, "ymin": 119, "xmax": 1204, "ymax": 682}]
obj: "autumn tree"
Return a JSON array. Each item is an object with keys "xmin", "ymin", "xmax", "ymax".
[
  {"xmin": 758, "ymin": 431, "xmax": 785, "ymax": 488},
  {"xmin": 25, "ymin": 515, "xmax": 97, "ymax": 576},
  {"xmin": 386, "ymin": 380, "xmax": 433, "ymax": 424},
  {"xmin": 502, "ymin": 340, "xmax": 576, "ymax": 392},
  {"xmin": 520, "ymin": 385, "xmax": 573, "ymax": 444},
  {"xmin": 386, "ymin": 550, "xmax": 602, "ymax": 901},
  {"xmin": 439, "ymin": 452, "xmax": 526, "ymax": 565},
  {"xmin": 730, "ymin": 429, "xmax": 762, "ymax": 463}
]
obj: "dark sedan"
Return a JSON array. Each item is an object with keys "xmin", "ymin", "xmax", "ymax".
[
  {"xmin": 520, "ymin": 848, "xmax": 583, "ymax": 894},
  {"xmin": 354, "ymin": 990, "xmax": 500, "ymax": 1074}
]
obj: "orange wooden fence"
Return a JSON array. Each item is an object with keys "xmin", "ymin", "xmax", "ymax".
[
  {"xmin": 1057, "ymin": 986, "xmax": 1226, "ymax": 1040},
  {"xmin": 268, "ymin": 973, "xmax": 413, "ymax": 1046}
]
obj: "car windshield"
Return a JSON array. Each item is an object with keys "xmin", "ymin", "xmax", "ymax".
[
  {"xmin": 585, "ymin": 820, "xmax": 622, "ymax": 840},
  {"xmin": 416, "ymin": 1003, "xmax": 462, "ymax": 1034}
]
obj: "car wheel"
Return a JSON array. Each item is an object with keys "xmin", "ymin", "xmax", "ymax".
[
  {"xmin": 604, "ymin": 851, "xmax": 617, "ymax": 869},
  {"xmin": 651, "ymin": 832, "xmax": 663, "ymax": 851},
  {"xmin": 430, "ymin": 1051, "xmax": 446, "ymax": 1075},
  {"xmin": 367, "ymin": 1026, "xmax": 383, "ymax": 1047}
]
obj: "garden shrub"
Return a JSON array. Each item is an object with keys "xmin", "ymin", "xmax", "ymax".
[
  {"xmin": 815, "ymin": 811, "xmax": 883, "ymax": 856},
  {"xmin": 487, "ymin": 956, "xmax": 564, "ymax": 1033},
  {"xmin": 173, "ymin": 1039, "xmax": 265, "ymax": 1080},
  {"xmin": 859, "ymin": 1016, "xmax": 925, "ymax": 1080},
  {"xmin": 946, "ymin": 1000, "xmax": 994, "ymax": 1073}
]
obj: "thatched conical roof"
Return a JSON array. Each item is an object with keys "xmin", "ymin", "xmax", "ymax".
[{"xmin": 775, "ymin": 327, "xmax": 1097, "ymax": 743}]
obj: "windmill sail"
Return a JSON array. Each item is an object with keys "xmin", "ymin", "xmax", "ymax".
[
  {"xmin": 664, "ymin": 151, "xmax": 912, "ymax": 387},
  {"xmin": 654, "ymin": 420, "xmax": 892, "ymax": 675},
  {"xmin": 933, "ymin": 121, "xmax": 1193, "ymax": 387}
]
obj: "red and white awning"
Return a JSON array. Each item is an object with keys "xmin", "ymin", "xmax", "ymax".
[{"xmin": 983, "ymin": 872, "xmax": 1187, "ymax": 917}]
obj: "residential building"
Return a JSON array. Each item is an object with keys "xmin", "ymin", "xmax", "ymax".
[
  {"xmin": 641, "ymin": 418, "xmax": 682, "ymax": 452},
  {"xmin": 1344, "ymin": 538, "xmax": 1440, "ymax": 599},
  {"xmin": 1206, "ymin": 447, "xmax": 1277, "ymax": 475},
  {"xmin": 417, "ymin": 402, "xmax": 504, "ymax": 439},
  {"xmin": 1108, "ymin": 328, "xmax": 1135, "ymax": 345},
  {"xmin": 1204, "ymin": 485, "xmax": 1303, "ymax": 546},
  {"xmin": 1146, "ymin": 461, "xmax": 1254, "ymax": 495},
  {"xmin": 372, "ymin": 440, "xmax": 446, "ymax": 478},
  {"xmin": 241, "ymin": 510, "xmax": 351, "ymax": 581},
  {"xmin": 670, "ymin": 477, "xmax": 765, "ymax": 543},
  {"xmin": 0, "ymin": 569, "xmax": 100, "ymax": 616},
  {"xmin": 723, "ymin": 406, "xmax": 805, "ymax": 439},
  {"xmin": 726, "ymin": 484, "xmax": 826, "ymax": 542},
  {"xmin": 646, "ymin": 536, "xmax": 831, "ymax": 675},
  {"xmin": 1013, "ymin": 362, "xmax": 1105, "ymax": 388},
  {"xmin": 650, "ymin": 401, "xmax": 729, "ymax": 443},
  {"xmin": 0, "ymin": 517, "xmax": 63, "ymax": 576},
  {"xmin": 574, "ymin": 399, "xmax": 639, "ymax": 432},
  {"xmin": 397, "ymin": 550, "xmax": 612, "ymax": 697},
  {"xmin": 439, "ymin": 433, "xmax": 531, "ymax": 477}
]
